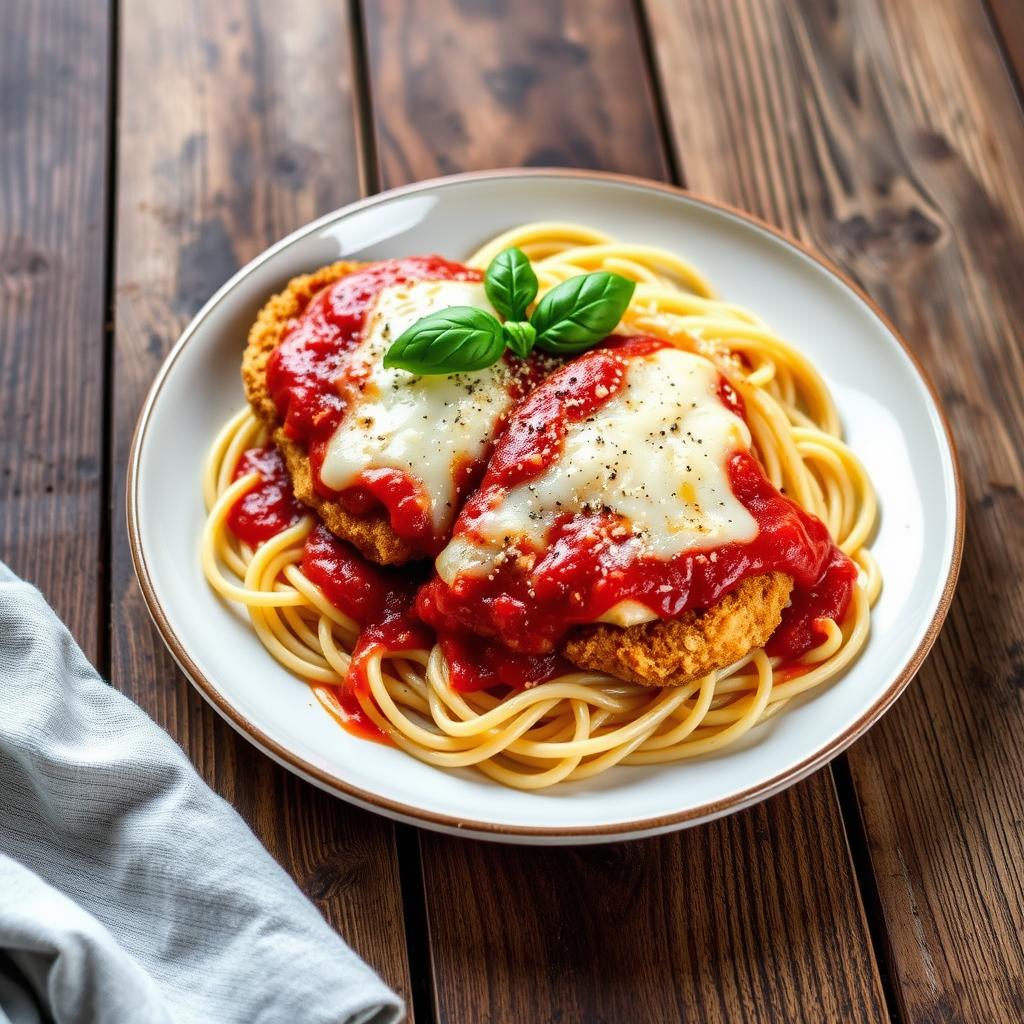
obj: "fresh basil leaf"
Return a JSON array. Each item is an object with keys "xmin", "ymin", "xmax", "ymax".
[
  {"xmin": 532, "ymin": 272, "xmax": 636, "ymax": 353},
  {"xmin": 502, "ymin": 320, "xmax": 536, "ymax": 358},
  {"xmin": 383, "ymin": 306, "xmax": 506, "ymax": 375},
  {"xmin": 484, "ymin": 247, "xmax": 538, "ymax": 322}
]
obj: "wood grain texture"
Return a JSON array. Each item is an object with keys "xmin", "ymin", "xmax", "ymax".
[
  {"xmin": 643, "ymin": 0, "xmax": 1024, "ymax": 1019},
  {"xmin": 0, "ymin": 0, "xmax": 110, "ymax": 656},
  {"xmin": 361, "ymin": 2, "xmax": 888, "ymax": 1021},
  {"xmin": 111, "ymin": 1, "xmax": 412, "ymax": 1002},
  {"xmin": 423, "ymin": 787, "xmax": 887, "ymax": 1024},
  {"xmin": 362, "ymin": 0, "xmax": 670, "ymax": 183}
]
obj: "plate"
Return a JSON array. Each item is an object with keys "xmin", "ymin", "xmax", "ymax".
[{"xmin": 128, "ymin": 170, "xmax": 963, "ymax": 843}]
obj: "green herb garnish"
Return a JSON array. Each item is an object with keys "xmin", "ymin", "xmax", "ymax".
[
  {"xmin": 381, "ymin": 307, "xmax": 505, "ymax": 374},
  {"xmin": 501, "ymin": 320, "xmax": 537, "ymax": 358},
  {"xmin": 484, "ymin": 247, "xmax": 538, "ymax": 321},
  {"xmin": 383, "ymin": 247, "xmax": 635, "ymax": 375},
  {"xmin": 530, "ymin": 272, "xmax": 637, "ymax": 354}
]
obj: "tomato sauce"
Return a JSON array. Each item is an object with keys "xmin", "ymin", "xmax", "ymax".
[
  {"xmin": 226, "ymin": 451, "xmax": 563, "ymax": 704},
  {"xmin": 440, "ymin": 634, "xmax": 569, "ymax": 693},
  {"xmin": 301, "ymin": 524, "xmax": 430, "ymax": 740},
  {"xmin": 410, "ymin": 579, "xmax": 571, "ymax": 692},
  {"xmin": 228, "ymin": 446, "xmax": 304, "ymax": 545},
  {"xmin": 767, "ymin": 547, "xmax": 858, "ymax": 659},
  {"xmin": 417, "ymin": 337, "xmax": 857, "ymax": 663}
]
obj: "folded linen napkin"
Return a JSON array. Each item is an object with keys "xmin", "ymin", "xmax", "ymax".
[{"xmin": 0, "ymin": 563, "xmax": 403, "ymax": 1024}]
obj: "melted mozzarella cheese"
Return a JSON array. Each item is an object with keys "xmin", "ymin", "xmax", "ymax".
[
  {"xmin": 594, "ymin": 599, "xmax": 663, "ymax": 627},
  {"xmin": 437, "ymin": 348, "xmax": 758, "ymax": 608},
  {"xmin": 320, "ymin": 280, "xmax": 516, "ymax": 532}
]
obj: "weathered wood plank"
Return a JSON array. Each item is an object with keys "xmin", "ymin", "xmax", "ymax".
[
  {"xmin": 111, "ymin": 1, "xmax": 413, "ymax": 1002},
  {"xmin": 0, "ymin": 0, "xmax": 110, "ymax": 657},
  {"xmin": 363, "ymin": 0, "xmax": 671, "ymax": 183},
  {"xmin": 361, "ymin": 2, "xmax": 889, "ymax": 1021},
  {"xmin": 643, "ymin": 0, "xmax": 1024, "ymax": 1018},
  {"xmin": 421, "ymin": 786, "xmax": 887, "ymax": 1023}
]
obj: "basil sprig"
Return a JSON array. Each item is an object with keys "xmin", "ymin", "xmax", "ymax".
[
  {"xmin": 485, "ymin": 247, "xmax": 538, "ymax": 321},
  {"xmin": 528, "ymin": 272, "xmax": 635, "ymax": 354},
  {"xmin": 501, "ymin": 320, "xmax": 536, "ymax": 358},
  {"xmin": 383, "ymin": 247, "xmax": 635, "ymax": 375},
  {"xmin": 381, "ymin": 307, "xmax": 504, "ymax": 374}
]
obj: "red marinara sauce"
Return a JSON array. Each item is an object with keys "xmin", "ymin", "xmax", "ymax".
[
  {"xmin": 299, "ymin": 522, "xmax": 559, "ymax": 714},
  {"xmin": 225, "ymin": 452, "xmax": 430, "ymax": 739},
  {"xmin": 418, "ymin": 335, "xmax": 858, "ymax": 664},
  {"xmin": 228, "ymin": 446, "xmax": 304, "ymax": 545},
  {"xmin": 264, "ymin": 256, "xmax": 491, "ymax": 555},
  {"xmin": 301, "ymin": 525, "xmax": 430, "ymax": 741},
  {"xmin": 300, "ymin": 525, "xmax": 563, "ymax": 700},
  {"xmin": 225, "ymin": 446, "xmax": 527, "ymax": 728},
  {"xmin": 227, "ymin": 457, "xmax": 564, "ymax": 694},
  {"xmin": 431, "ymin": 620, "xmax": 571, "ymax": 693}
]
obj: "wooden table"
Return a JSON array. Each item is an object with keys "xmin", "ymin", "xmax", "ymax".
[{"xmin": 4, "ymin": 1, "xmax": 1023, "ymax": 1020}]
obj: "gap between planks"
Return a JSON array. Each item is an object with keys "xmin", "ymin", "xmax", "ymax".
[
  {"xmin": 99, "ymin": 0, "xmax": 121, "ymax": 680},
  {"xmin": 982, "ymin": 0, "xmax": 1024, "ymax": 114},
  {"xmin": 349, "ymin": 4, "xmax": 437, "ymax": 1021}
]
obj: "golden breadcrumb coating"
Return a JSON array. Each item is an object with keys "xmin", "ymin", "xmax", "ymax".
[
  {"xmin": 562, "ymin": 571, "xmax": 793, "ymax": 687},
  {"xmin": 241, "ymin": 260, "xmax": 418, "ymax": 565}
]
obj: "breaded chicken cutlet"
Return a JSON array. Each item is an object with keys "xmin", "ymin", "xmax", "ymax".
[
  {"xmin": 247, "ymin": 264, "xmax": 799, "ymax": 689},
  {"xmin": 421, "ymin": 339, "xmax": 812, "ymax": 688},
  {"xmin": 562, "ymin": 571, "xmax": 793, "ymax": 686},
  {"xmin": 242, "ymin": 261, "xmax": 419, "ymax": 566}
]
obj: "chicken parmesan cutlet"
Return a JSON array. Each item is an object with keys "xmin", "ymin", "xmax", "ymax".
[
  {"xmin": 242, "ymin": 257, "xmax": 549, "ymax": 564},
  {"xmin": 419, "ymin": 336, "xmax": 857, "ymax": 686},
  {"xmin": 207, "ymin": 222, "xmax": 880, "ymax": 789}
]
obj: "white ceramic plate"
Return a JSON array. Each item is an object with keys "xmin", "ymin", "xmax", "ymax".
[{"xmin": 128, "ymin": 170, "xmax": 963, "ymax": 844}]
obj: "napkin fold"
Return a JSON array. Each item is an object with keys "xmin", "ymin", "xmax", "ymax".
[{"xmin": 0, "ymin": 563, "xmax": 404, "ymax": 1024}]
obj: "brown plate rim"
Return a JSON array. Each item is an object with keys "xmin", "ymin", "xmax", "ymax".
[{"xmin": 126, "ymin": 167, "xmax": 965, "ymax": 840}]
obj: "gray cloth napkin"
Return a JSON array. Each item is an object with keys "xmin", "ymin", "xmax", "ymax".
[{"xmin": 0, "ymin": 563, "xmax": 404, "ymax": 1024}]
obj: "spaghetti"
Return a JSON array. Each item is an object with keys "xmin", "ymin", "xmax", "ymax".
[{"xmin": 201, "ymin": 223, "xmax": 880, "ymax": 790}]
